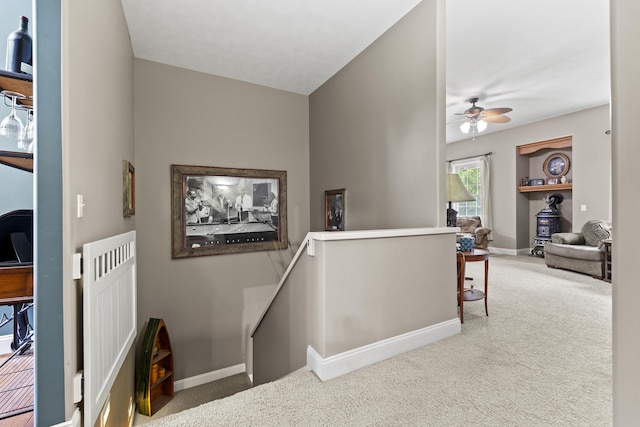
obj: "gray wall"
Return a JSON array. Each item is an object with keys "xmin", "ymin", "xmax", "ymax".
[
  {"xmin": 309, "ymin": 0, "xmax": 444, "ymax": 231},
  {"xmin": 611, "ymin": 0, "xmax": 640, "ymax": 422},
  {"xmin": 34, "ymin": 0, "xmax": 640, "ymax": 423},
  {"xmin": 319, "ymin": 233, "xmax": 456, "ymax": 355},
  {"xmin": 446, "ymin": 104, "xmax": 611, "ymax": 251},
  {"xmin": 253, "ymin": 230, "xmax": 457, "ymax": 385},
  {"xmin": 134, "ymin": 59, "xmax": 310, "ymax": 380},
  {"xmin": 61, "ymin": 0, "xmax": 136, "ymax": 424}
]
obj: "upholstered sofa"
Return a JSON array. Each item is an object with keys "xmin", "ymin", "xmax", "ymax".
[
  {"xmin": 544, "ymin": 220, "xmax": 612, "ymax": 278},
  {"xmin": 456, "ymin": 216, "xmax": 492, "ymax": 249}
]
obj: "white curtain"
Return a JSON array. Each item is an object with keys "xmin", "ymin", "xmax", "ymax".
[
  {"xmin": 447, "ymin": 155, "xmax": 493, "ymax": 238},
  {"xmin": 480, "ymin": 155, "xmax": 493, "ymax": 237}
]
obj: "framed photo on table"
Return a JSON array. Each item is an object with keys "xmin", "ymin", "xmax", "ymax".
[
  {"xmin": 325, "ymin": 189, "xmax": 345, "ymax": 231},
  {"xmin": 171, "ymin": 164, "xmax": 288, "ymax": 258}
]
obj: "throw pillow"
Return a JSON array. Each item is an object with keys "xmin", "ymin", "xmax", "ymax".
[
  {"xmin": 581, "ymin": 220, "xmax": 612, "ymax": 247},
  {"xmin": 457, "ymin": 216, "xmax": 481, "ymax": 233},
  {"xmin": 551, "ymin": 233, "xmax": 585, "ymax": 245}
]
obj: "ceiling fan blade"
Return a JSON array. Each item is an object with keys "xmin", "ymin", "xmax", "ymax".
[
  {"xmin": 483, "ymin": 114, "xmax": 511, "ymax": 124},
  {"xmin": 483, "ymin": 107, "xmax": 512, "ymax": 116}
]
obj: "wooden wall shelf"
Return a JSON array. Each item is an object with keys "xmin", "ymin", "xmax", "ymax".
[
  {"xmin": 518, "ymin": 183, "xmax": 572, "ymax": 193},
  {"xmin": 0, "ymin": 70, "xmax": 33, "ymax": 107},
  {"xmin": 517, "ymin": 135, "xmax": 572, "ymax": 155},
  {"xmin": 0, "ymin": 150, "xmax": 33, "ymax": 173}
]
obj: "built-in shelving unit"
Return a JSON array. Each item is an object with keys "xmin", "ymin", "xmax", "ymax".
[
  {"xmin": 516, "ymin": 135, "xmax": 573, "ymax": 249},
  {"xmin": 136, "ymin": 318, "xmax": 174, "ymax": 416},
  {"xmin": 0, "ymin": 70, "xmax": 33, "ymax": 172},
  {"xmin": 517, "ymin": 135, "xmax": 573, "ymax": 193}
]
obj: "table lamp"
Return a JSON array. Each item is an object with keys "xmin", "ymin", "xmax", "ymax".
[{"xmin": 446, "ymin": 173, "xmax": 475, "ymax": 227}]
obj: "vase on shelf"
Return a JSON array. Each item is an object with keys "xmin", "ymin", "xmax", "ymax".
[{"xmin": 5, "ymin": 16, "xmax": 32, "ymax": 75}]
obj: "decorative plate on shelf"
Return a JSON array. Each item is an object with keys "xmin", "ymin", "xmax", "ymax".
[{"xmin": 543, "ymin": 153, "xmax": 570, "ymax": 178}]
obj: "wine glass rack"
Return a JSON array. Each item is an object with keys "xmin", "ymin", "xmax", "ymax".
[{"xmin": 0, "ymin": 70, "xmax": 33, "ymax": 172}]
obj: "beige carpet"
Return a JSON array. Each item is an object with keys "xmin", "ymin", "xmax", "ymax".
[{"xmin": 139, "ymin": 255, "xmax": 612, "ymax": 426}]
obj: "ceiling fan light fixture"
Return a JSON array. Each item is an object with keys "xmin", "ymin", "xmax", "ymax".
[
  {"xmin": 460, "ymin": 119, "xmax": 487, "ymax": 135},
  {"xmin": 455, "ymin": 98, "xmax": 512, "ymax": 138}
]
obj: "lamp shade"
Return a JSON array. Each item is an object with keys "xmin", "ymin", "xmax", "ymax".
[{"xmin": 446, "ymin": 173, "xmax": 475, "ymax": 203}]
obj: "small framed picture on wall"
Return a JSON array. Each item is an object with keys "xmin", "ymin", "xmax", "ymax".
[
  {"xmin": 123, "ymin": 160, "xmax": 135, "ymax": 217},
  {"xmin": 324, "ymin": 189, "xmax": 345, "ymax": 231}
]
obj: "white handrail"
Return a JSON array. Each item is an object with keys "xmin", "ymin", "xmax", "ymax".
[{"xmin": 250, "ymin": 233, "xmax": 310, "ymax": 338}]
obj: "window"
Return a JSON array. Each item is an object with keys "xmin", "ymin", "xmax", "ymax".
[{"xmin": 451, "ymin": 160, "xmax": 482, "ymax": 217}]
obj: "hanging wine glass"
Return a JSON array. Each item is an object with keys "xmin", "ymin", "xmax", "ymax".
[
  {"xmin": 17, "ymin": 106, "xmax": 33, "ymax": 151},
  {"xmin": 0, "ymin": 90, "xmax": 26, "ymax": 139},
  {"xmin": 25, "ymin": 96, "xmax": 34, "ymax": 153}
]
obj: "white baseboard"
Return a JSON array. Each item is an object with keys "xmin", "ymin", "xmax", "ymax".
[
  {"xmin": 173, "ymin": 363, "xmax": 246, "ymax": 392},
  {"xmin": 307, "ymin": 318, "xmax": 461, "ymax": 382},
  {"xmin": 488, "ymin": 247, "xmax": 519, "ymax": 256},
  {"xmin": 489, "ymin": 247, "xmax": 541, "ymax": 257}
]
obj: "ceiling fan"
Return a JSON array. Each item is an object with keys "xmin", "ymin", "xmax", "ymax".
[{"xmin": 454, "ymin": 97, "xmax": 512, "ymax": 138}]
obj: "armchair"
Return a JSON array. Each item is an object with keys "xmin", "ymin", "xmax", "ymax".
[
  {"xmin": 456, "ymin": 216, "xmax": 492, "ymax": 249},
  {"xmin": 544, "ymin": 219, "xmax": 612, "ymax": 278}
]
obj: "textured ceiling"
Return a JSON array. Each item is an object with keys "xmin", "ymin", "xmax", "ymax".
[
  {"xmin": 120, "ymin": 0, "xmax": 611, "ymax": 143},
  {"xmin": 120, "ymin": 0, "xmax": 422, "ymax": 95},
  {"xmin": 445, "ymin": 0, "xmax": 610, "ymax": 142}
]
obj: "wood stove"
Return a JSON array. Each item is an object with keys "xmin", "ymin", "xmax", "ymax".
[{"xmin": 531, "ymin": 193, "xmax": 564, "ymax": 257}]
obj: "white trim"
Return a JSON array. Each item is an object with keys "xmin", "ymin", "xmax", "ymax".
[
  {"xmin": 173, "ymin": 363, "xmax": 247, "ymax": 392},
  {"xmin": 307, "ymin": 318, "xmax": 461, "ymax": 381},
  {"xmin": 309, "ymin": 227, "xmax": 457, "ymax": 242},
  {"xmin": 488, "ymin": 247, "xmax": 519, "ymax": 256}
]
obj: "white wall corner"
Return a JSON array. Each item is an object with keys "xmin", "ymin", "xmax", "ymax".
[{"xmin": 307, "ymin": 318, "xmax": 461, "ymax": 381}]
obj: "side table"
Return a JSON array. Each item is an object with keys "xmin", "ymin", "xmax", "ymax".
[
  {"xmin": 456, "ymin": 248, "xmax": 490, "ymax": 323},
  {"xmin": 602, "ymin": 239, "xmax": 612, "ymax": 283}
]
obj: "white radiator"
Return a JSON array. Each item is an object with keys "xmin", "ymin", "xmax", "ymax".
[{"xmin": 83, "ymin": 231, "xmax": 137, "ymax": 427}]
